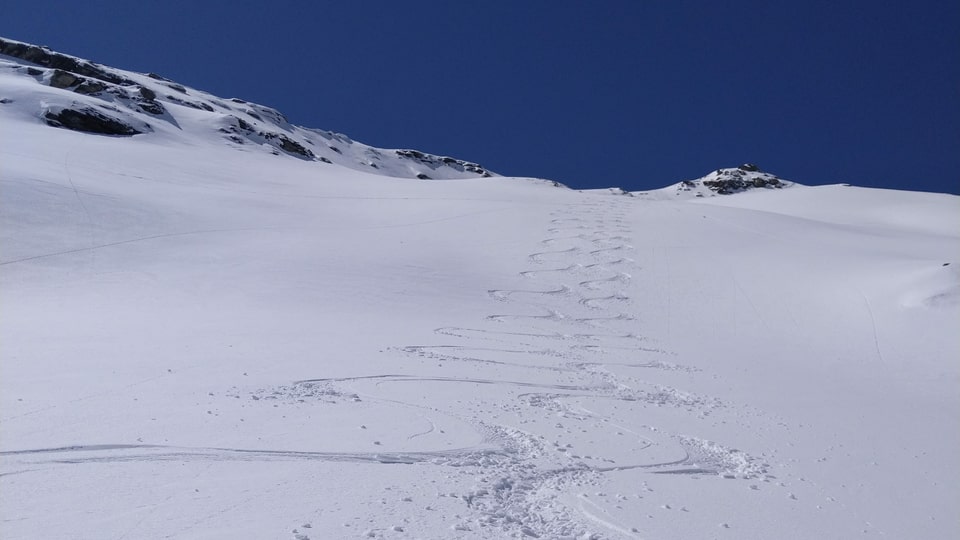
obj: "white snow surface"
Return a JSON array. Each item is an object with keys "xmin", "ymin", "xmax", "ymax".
[{"xmin": 2, "ymin": 41, "xmax": 959, "ymax": 540}]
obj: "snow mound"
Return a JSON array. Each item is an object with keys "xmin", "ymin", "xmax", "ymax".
[{"xmin": 900, "ymin": 263, "xmax": 960, "ymax": 308}]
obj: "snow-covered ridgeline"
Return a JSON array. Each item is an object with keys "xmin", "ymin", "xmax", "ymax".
[{"xmin": 0, "ymin": 36, "xmax": 494, "ymax": 180}]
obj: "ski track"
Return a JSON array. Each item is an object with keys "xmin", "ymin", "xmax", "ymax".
[
  {"xmin": 295, "ymin": 199, "xmax": 776, "ymax": 537},
  {"xmin": 6, "ymin": 199, "xmax": 782, "ymax": 539}
]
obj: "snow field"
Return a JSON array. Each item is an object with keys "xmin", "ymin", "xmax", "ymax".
[{"xmin": 2, "ymin": 46, "xmax": 959, "ymax": 539}]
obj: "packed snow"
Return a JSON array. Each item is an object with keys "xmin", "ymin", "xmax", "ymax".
[{"xmin": 1, "ymin": 38, "xmax": 958, "ymax": 539}]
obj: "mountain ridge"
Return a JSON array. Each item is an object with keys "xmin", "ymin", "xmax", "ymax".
[
  {"xmin": 0, "ymin": 36, "xmax": 495, "ymax": 181},
  {"xmin": 4, "ymin": 36, "xmax": 803, "ymax": 196}
]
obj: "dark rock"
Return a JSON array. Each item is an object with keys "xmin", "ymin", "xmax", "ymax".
[
  {"xmin": 74, "ymin": 80, "xmax": 107, "ymax": 95},
  {"xmin": 396, "ymin": 149, "xmax": 492, "ymax": 177},
  {"xmin": 167, "ymin": 95, "xmax": 214, "ymax": 111},
  {"xmin": 416, "ymin": 173, "xmax": 431, "ymax": 179},
  {"xmin": 169, "ymin": 95, "xmax": 201, "ymax": 109},
  {"xmin": 319, "ymin": 157, "xmax": 332, "ymax": 164},
  {"xmin": 26, "ymin": 67, "xmax": 42, "ymax": 76},
  {"xmin": 703, "ymin": 170, "xmax": 782, "ymax": 194},
  {"xmin": 165, "ymin": 83, "xmax": 187, "ymax": 94},
  {"xmin": 49, "ymin": 69, "xmax": 79, "ymax": 88},
  {"xmin": 44, "ymin": 107, "xmax": 143, "ymax": 135},
  {"xmin": 234, "ymin": 117, "xmax": 254, "ymax": 132},
  {"xmin": 464, "ymin": 164, "xmax": 487, "ymax": 175},
  {"xmin": 0, "ymin": 38, "xmax": 134, "ymax": 85},
  {"xmin": 738, "ymin": 163, "xmax": 760, "ymax": 172},
  {"xmin": 139, "ymin": 87, "xmax": 157, "ymax": 100},
  {"xmin": 278, "ymin": 136, "xmax": 313, "ymax": 158},
  {"xmin": 136, "ymin": 100, "xmax": 165, "ymax": 115},
  {"xmin": 262, "ymin": 132, "xmax": 314, "ymax": 159},
  {"xmin": 249, "ymin": 105, "xmax": 288, "ymax": 126},
  {"xmin": 397, "ymin": 149, "xmax": 426, "ymax": 160}
]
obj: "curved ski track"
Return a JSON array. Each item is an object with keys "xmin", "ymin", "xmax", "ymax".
[{"xmin": 4, "ymin": 197, "xmax": 779, "ymax": 539}]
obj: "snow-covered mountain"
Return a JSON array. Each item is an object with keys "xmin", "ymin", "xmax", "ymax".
[
  {"xmin": 2, "ymin": 38, "xmax": 958, "ymax": 540},
  {"xmin": 655, "ymin": 163, "xmax": 793, "ymax": 198},
  {"xmin": 0, "ymin": 37, "xmax": 494, "ymax": 180}
]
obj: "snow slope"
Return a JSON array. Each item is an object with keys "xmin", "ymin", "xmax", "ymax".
[{"xmin": 2, "ymin": 38, "xmax": 959, "ymax": 540}]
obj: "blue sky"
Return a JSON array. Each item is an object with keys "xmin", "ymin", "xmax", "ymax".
[{"xmin": 4, "ymin": 1, "xmax": 958, "ymax": 193}]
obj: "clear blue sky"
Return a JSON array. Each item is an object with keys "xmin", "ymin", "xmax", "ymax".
[{"xmin": 4, "ymin": 0, "xmax": 958, "ymax": 193}]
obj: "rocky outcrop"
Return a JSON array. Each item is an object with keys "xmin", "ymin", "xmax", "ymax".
[
  {"xmin": 0, "ymin": 38, "xmax": 136, "ymax": 86},
  {"xmin": 21, "ymin": 62, "xmax": 167, "ymax": 118},
  {"xmin": 667, "ymin": 164, "xmax": 792, "ymax": 198},
  {"xmin": 49, "ymin": 69, "xmax": 79, "ymax": 89},
  {"xmin": 218, "ymin": 115, "xmax": 314, "ymax": 159},
  {"xmin": 395, "ymin": 149, "xmax": 492, "ymax": 177},
  {"xmin": 44, "ymin": 106, "xmax": 144, "ymax": 135},
  {"xmin": 165, "ymin": 94, "xmax": 215, "ymax": 111},
  {"xmin": 702, "ymin": 164, "xmax": 784, "ymax": 194},
  {"xmin": 268, "ymin": 133, "xmax": 314, "ymax": 159}
]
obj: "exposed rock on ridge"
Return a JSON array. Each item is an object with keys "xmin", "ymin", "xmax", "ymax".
[
  {"xmin": 395, "ymin": 149, "xmax": 492, "ymax": 177},
  {"xmin": 43, "ymin": 105, "xmax": 145, "ymax": 135},
  {"xmin": 0, "ymin": 39, "xmax": 136, "ymax": 86},
  {"xmin": 0, "ymin": 36, "xmax": 496, "ymax": 179},
  {"xmin": 674, "ymin": 164, "xmax": 792, "ymax": 197}
]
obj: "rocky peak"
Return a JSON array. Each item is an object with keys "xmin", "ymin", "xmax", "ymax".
[{"xmin": 674, "ymin": 164, "xmax": 792, "ymax": 197}]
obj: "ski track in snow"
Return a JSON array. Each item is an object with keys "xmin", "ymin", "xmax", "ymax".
[
  {"xmin": 0, "ymin": 197, "xmax": 780, "ymax": 539},
  {"xmin": 382, "ymin": 200, "xmax": 775, "ymax": 538},
  {"xmin": 283, "ymin": 198, "xmax": 771, "ymax": 537}
]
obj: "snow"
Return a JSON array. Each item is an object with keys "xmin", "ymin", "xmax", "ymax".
[{"xmin": 2, "ymin": 40, "xmax": 959, "ymax": 539}]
